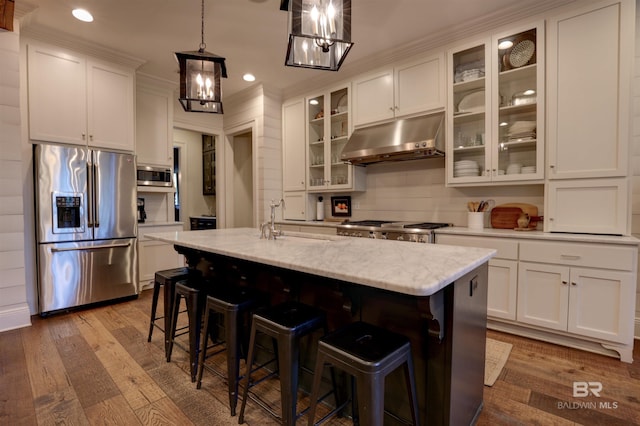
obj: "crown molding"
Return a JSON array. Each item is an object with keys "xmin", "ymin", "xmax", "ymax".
[{"xmin": 20, "ymin": 25, "xmax": 146, "ymax": 70}]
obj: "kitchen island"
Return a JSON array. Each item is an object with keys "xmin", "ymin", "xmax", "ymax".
[{"xmin": 146, "ymin": 228, "xmax": 496, "ymax": 425}]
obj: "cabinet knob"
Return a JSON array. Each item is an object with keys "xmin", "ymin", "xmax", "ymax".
[
  {"xmin": 82, "ymin": 133, "xmax": 86, "ymax": 140},
  {"xmin": 89, "ymin": 134, "xmax": 93, "ymax": 141},
  {"xmin": 571, "ymin": 282, "xmax": 577, "ymax": 286},
  {"xmin": 394, "ymin": 106, "xmax": 399, "ymax": 111},
  {"xmin": 549, "ymin": 165, "xmax": 555, "ymax": 169},
  {"xmin": 389, "ymin": 107, "xmax": 394, "ymax": 111},
  {"xmin": 549, "ymin": 217, "xmax": 554, "ymax": 221},
  {"xmin": 562, "ymin": 280, "xmax": 568, "ymax": 285}
]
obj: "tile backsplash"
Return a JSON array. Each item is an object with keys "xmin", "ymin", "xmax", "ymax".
[{"xmin": 333, "ymin": 158, "xmax": 544, "ymax": 226}]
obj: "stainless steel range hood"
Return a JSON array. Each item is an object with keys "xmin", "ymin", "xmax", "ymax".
[{"xmin": 341, "ymin": 112, "xmax": 445, "ymax": 166}]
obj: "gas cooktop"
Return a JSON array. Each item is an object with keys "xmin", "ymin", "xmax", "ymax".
[{"xmin": 337, "ymin": 220, "xmax": 452, "ymax": 243}]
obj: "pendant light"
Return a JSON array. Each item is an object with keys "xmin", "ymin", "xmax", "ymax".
[
  {"xmin": 175, "ymin": 0, "xmax": 227, "ymax": 113},
  {"xmin": 281, "ymin": 0, "xmax": 353, "ymax": 71}
]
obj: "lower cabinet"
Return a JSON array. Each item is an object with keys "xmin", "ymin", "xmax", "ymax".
[
  {"xmin": 138, "ymin": 225, "xmax": 184, "ymax": 290},
  {"xmin": 436, "ymin": 233, "xmax": 638, "ymax": 362},
  {"xmin": 518, "ymin": 262, "xmax": 634, "ymax": 343}
]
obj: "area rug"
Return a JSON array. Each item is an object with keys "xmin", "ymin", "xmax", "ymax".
[{"xmin": 485, "ymin": 338, "xmax": 513, "ymax": 386}]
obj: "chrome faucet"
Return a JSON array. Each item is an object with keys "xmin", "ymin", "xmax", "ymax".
[{"xmin": 260, "ymin": 198, "xmax": 285, "ymax": 240}]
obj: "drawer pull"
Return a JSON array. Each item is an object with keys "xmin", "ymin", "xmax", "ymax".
[{"xmin": 560, "ymin": 254, "xmax": 581, "ymax": 260}]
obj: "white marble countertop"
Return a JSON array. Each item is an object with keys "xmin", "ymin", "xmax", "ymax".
[
  {"xmin": 435, "ymin": 227, "xmax": 640, "ymax": 245},
  {"xmin": 145, "ymin": 228, "xmax": 496, "ymax": 297},
  {"xmin": 139, "ymin": 221, "xmax": 184, "ymax": 228}
]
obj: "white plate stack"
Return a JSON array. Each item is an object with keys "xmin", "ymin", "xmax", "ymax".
[
  {"xmin": 521, "ymin": 166, "xmax": 536, "ymax": 174},
  {"xmin": 454, "ymin": 160, "xmax": 480, "ymax": 177},
  {"xmin": 506, "ymin": 163, "xmax": 522, "ymax": 174}
]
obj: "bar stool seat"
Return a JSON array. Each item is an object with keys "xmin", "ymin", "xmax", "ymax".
[
  {"xmin": 148, "ymin": 267, "xmax": 190, "ymax": 357},
  {"xmin": 238, "ymin": 301, "xmax": 336, "ymax": 426},
  {"xmin": 196, "ymin": 286, "xmax": 265, "ymax": 416},
  {"xmin": 307, "ymin": 321, "xmax": 420, "ymax": 426}
]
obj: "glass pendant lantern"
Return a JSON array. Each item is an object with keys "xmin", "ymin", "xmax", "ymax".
[
  {"xmin": 282, "ymin": 0, "xmax": 353, "ymax": 71},
  {"xmin": 175, "ymin": 0, "xmax": 227, "ymax": 113}
]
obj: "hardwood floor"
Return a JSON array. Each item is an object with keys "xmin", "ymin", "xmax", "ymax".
[{"xmin": 1, "ymin": 289, "xmax": 638, "ymax": 425}]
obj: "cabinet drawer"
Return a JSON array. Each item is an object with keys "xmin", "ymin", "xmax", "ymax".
[
  {"xmin": 436, "ymin": 234, "xmax": 518, "ymax": 260},
  {"xmin": 519, "ymin": 240, "xmax": 635, "ymax": 271}
]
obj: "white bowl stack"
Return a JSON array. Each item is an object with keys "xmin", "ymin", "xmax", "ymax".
[
  {"xmin": 506, "ymin": 163, "xmax": 522, "ymax": 175},
  {"xmin": 454, "ymin": 160, "xmax": 480, "ymax": 177},
  {"xmin": 521, "ymin": 165, "xmax": 536, "ymax": 174}
]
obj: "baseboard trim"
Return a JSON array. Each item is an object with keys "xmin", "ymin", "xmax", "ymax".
[{"xmin": 0, "ymin": 304, "xmax": 32, "ymax": 333}]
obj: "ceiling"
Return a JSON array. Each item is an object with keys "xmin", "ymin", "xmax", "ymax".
[{"xmin": 17, "ymin": 0, "xmax": 575, "ymax": 100}]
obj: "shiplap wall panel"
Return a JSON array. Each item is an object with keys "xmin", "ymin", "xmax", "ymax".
[
  {"xmin": 632, "ymin": 5, "xmax": 640, "ymax": 336},
  {"xmin": 0, "ymin": 23, "xmax": 30, "ymax": 331}
]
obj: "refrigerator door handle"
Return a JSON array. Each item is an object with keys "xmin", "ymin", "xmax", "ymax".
[
  {"xmin": 87, "ymin": 163, "xmax": 94, "ymax": 227},
  {"xmin": 51, "ymin": 242, "xmax": 132, "ymax": 253},
  {"xmin": 93, "ymin": 163, "xmax": 100, "ymax": 228}
]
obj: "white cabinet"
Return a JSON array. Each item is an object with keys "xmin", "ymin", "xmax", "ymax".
[
  {"xmin": 138, "ymin": 224, "xmax": 184, "ymax": 290},
  {"xmin": 436, "ymin": 234, "xmax": 518, "ymax": 321},
  {"xmin": 353, "ymin": 53, "xmax": 445, "ymax": 127},
  {"xmin": 518, "ymin": 240, "xmax": 636, "ymax": 346},
  {"xmin": 27, "ymin": 43, "xmax": 135, "ymax": 151},
  {"xmin": 518, "ymin": 262, "xmax": 634, "ymax": 344},
  {"xmin": 136, "ymin": 84, "xmax": 173, "ymax": 167},
  {"xmin": 306, "ymin": 84, "xmax": 365, "ymax": 192},
  {"xmin": 282, "ymin": 98, "xmax": 306, "ymax": 191},
  {"xmin": 545, "ymin": 178, "xmax": 628, "ymax": 235},
  {"xmin": 447, "ymin": 22, "xmax": 544, "ymax": 186},
  {"xmin": 544, "ymin": 0, "xmax": 633, "ymax": 236},
  {"xmin": 282, "ymin": 191, "xmax": 308, "ymax": 221},
  {"xmin": 546, "ymin": 0, "xmax": 632, "ymax": 180}
]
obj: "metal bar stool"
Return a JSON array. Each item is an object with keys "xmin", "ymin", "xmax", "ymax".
[
  {"xmin": 307, "ymin": 321, "xmax": 420, "ymax": 426},
  {"xmin": 147, "ymin": 267, "xmax": 190, "ymax": 357},
  {"xmin": 195, "ymin": 286, "xmax": 265, "ymax": 416},
  {"xmin": 238, "ymin": 301, "xmax": 337, "ymax": 426},
  {"xmin": 167, "ymin": 278, "xmax": 208, "ymax": 382}
]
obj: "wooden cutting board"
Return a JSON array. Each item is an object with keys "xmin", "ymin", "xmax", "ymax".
[
  {"xmin": 490, "ymin": 207, "xmax": 523, "ymax": 229},
  {"xmin": 495, "ymin": 203, "xmax": 538, "ymax": 217},
  {"xmin": 490, "ymin": 203, "xmax": 541, "ymax": 229}
]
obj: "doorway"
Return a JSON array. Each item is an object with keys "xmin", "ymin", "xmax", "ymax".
[{"xmin": 231, "ymin": 131, "xmax": 254, "ymax": 228}]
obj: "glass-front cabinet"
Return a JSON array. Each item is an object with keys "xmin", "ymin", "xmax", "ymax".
[
  {"xmin": 307, "ymin": 85, "xmax": 360, "ymax": 191},
  {"xmin": 447, "ymin": 23, "xmax": 544, "ymax": 185}
]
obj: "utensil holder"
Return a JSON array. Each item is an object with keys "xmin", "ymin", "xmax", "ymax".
[{"xmin": 468, "ymin": 212, "xmax": 484, "ymax": 230}]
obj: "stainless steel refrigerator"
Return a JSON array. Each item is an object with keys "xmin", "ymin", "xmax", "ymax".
[{"xmin": 34, "ymin": 143, "xmax": 138, "ymax": 314}]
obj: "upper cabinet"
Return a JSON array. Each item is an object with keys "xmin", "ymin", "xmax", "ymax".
[
  {"xmin": 546, "ymin": 0, "xmax": 632, "ymax": 180},
  {"xmin": 136, "ymin": 84, "xmax": 173, "ymax": 167},
  {"xmin": 306, "ymin": 84, "xmax": 365, "ymax": 192},
  {"xmin": 352, "ymin": 53, "xmax": 445, "ymax": 127},
  {"xmin": 447, "ymin": 22, "xmax": 544, "ymax": 186},
  {"xmin": 27, "ymin": 43, "xmax": 135, "ymax": 152},
  {"xmin": 544, "ymin": 0, "xmax": 633, "ymax": 235}
]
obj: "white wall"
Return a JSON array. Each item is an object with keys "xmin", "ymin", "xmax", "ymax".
[
  {"xmin": 0, "ymin": 23, "xmax": 31, "ymax": 331},
  {"xmin": 223, "ymin": 85, "xmax": 283, "ymax": 227},
  {"xmin": 631, "ymin": 0, "xmax": 640, "ymax": 337},
  {"xmin": 323, "ymin": 159, "xmax": 544, "ymax": 226}
]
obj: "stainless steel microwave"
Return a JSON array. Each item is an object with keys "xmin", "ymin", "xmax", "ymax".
[{"xmin": 136, "ymin": 165, "xmax": 172, "ymax": 187}]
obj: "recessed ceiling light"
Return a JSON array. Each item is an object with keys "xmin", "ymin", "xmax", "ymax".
[
  {"xmin": 242, "ymin": 73, "xmax": 256, "ymax": 82},
  {"xmin": 72, "ymin": 8, "xmax": 94, "ymax": 22}
]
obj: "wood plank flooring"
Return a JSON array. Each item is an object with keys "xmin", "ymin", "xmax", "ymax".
[{"xmin": 1, "ymin": 289, "xmax": 638, "ymax": 425}]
